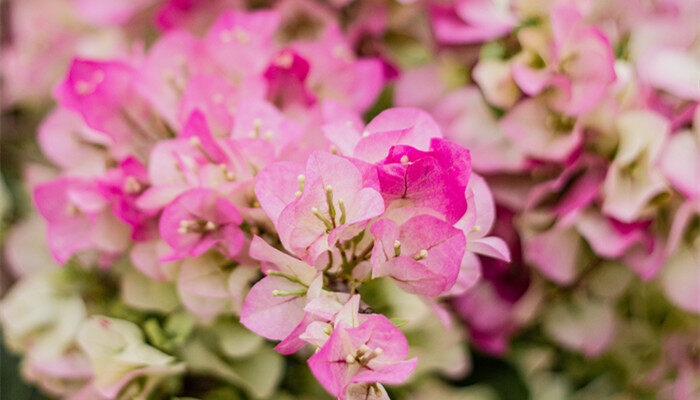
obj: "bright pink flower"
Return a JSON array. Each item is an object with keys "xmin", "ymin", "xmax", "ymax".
[
  {"xmin": 430, "ymin": 0, "xmax": 517, "ymax": 45},
  {"xmin": 274, "ymin": 152, "xmax": 385, "ymax": 263},
  {"xmin": 376, "ymin": 138, "xmax": 471, "ymax": 223},
  {"xmin": 159, "ymin": 188, "xmax": 244, "ymax": 260},
  {"xmin": 371, "ymin": 214, "xmax": 466, "ymax": 297},
  {"xmin": 308, "ymin": 314, "xmax": 417, "ymax": 400}
]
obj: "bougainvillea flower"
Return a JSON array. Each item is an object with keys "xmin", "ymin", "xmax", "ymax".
[
  {"xmin": 159, "ymin": 188, "xmax": 244, "ymax": 260},
  {"xmin": 308, "ymin": 314, "xmax": 417, "ymax": 399},
  {"xmin": 575, "ymin": 210, "xmax": 652, "ymax": 259},
  {"xmin": 522, "ymin": 218, "xmax": 582, "ymax": 285},
  {"xmin": 376, "ymin": 138, "xmax": 471, "ymax": 223},
  {"xmin": 155, "ymin": 0, "xmax": 242, "ymax": 34},
  {"xmin": 254, "ymin": 161, "xmax": 306, "ymax": 226},
  {"xmin": 275, "ymin": 151, "xmax": 385, "ymax": 262},
  {"xmin": 74, "ymin": 0, "xmax": 153, "ymax": 26},
  {"xmin": 345, "ymin": 383, "xmax": 390, "ymax": 400},
  {"xmin": 661, "ymin": 241, "xmax": 700, "ymax": 315},
  {"xmin": 371, "ymin": 214, "xmax": 466, "ymax": 297}
]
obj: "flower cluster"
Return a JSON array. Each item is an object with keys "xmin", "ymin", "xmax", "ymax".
[
  {"xmin": 395, "ymin": 0, "xmax": 698, "ymax": 396},
  {"xmin": 1, "ymin": 4, "xmax": 511, "ymax": 400},
  {"xmin": 1, "ymin": 1, "xmax": 698, "ymax": 400}
]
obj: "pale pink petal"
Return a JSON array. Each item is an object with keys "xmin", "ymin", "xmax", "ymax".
[
  {"xmin": 467, "ymin": 236, "xmax": 511, "ymax": 262},
  {"xmin": 249, "ymin": 236, "xmax": 318, "ymax": 285},
  {"xmin": 240, "ymin": 276, "xmax": 307, "ymax": 341},
  {"xmin": 254, "ymin": 161, "xmax": 305, "ymax": 225},
  {"xmin": 354, "ymin": 108, "xmax": 442, "ymax": 163}
]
